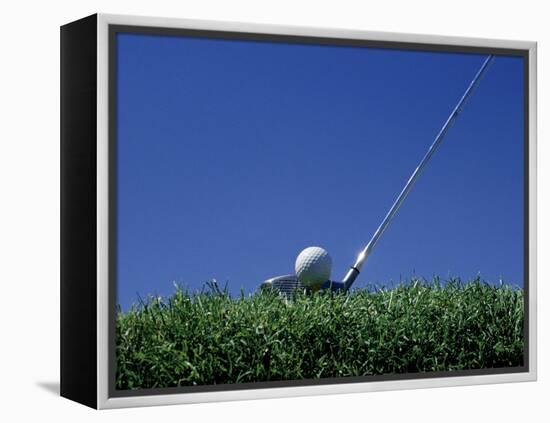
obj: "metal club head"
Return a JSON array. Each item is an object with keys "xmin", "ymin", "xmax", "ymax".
[
  {"xmin": 260, "ymin": 274, "xmax": 304, "ymax": 296},
  {"xmin": 260, "ymin": 274, "xmax": 345, "ymax": 297}
]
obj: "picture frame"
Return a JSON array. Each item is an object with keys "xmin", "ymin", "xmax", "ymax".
[{"xmin": 60, "ymin": 13, "xmax": 537, "ymax": 409}]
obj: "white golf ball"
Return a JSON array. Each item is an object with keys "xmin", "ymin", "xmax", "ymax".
[{"xmin": 295, "ymin": 246, "xmax": 332, "ymax": 290}]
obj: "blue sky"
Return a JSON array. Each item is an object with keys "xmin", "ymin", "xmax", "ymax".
[{"xmin": 116, "ymin": 32, "xmax": 524, "ymax": 309}]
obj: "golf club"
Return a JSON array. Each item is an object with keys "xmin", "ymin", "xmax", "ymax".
[{"xmin": 261, "ymin": 54, "xmax": 495, "ymax": 295}]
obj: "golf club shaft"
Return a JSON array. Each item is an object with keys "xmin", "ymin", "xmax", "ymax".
[{"xmin": 342, "ymin": 54, "xmax": 495, "ymax": 291}]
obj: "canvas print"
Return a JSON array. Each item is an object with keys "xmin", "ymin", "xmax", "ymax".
[{"xmin": 113, "ymin": 31, "xmax": 525, "ymax": 392}]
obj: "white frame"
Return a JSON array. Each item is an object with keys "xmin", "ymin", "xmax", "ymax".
[{"xmin": 96, "ymin": 13, "xmax": 537, "ymax": 409}]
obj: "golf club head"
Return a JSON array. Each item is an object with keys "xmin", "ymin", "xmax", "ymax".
[
  {"xmin": 260, "ymin": 274, "xmax": 304, "ymax": 296},
  {"xmin": 260, "ymin": 274, "xmax": 345, "ymax": 296}
]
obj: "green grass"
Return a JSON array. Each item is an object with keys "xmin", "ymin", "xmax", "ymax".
[{"xmin": 116, "ymin": 278, "xmax": 524, "ymax": 390}]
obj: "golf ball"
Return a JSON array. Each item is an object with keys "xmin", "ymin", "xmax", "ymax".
[{"xmin": 295, "ymin": 246, "xmax": 332, "ymax": 290}]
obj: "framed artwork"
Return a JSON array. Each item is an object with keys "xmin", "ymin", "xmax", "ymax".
[{"xmin": 60, "ymin": 13, "xmax": 537, "ymax": 409}]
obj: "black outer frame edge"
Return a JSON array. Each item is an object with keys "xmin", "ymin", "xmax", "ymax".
[
  {"xmin": 107, "ymin": 22, "xmax": 530, "ymax": 399},
  {"xmin": 60, "ymin": 13, "xmax": 98, "ymax": 409}
]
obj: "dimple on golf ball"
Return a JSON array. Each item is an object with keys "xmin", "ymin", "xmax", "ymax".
[{"xmin": 295, "ymin": 246, "xmax": 332, "ymax": 290}]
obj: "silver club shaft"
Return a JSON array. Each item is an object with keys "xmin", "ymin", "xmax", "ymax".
[{"xmin": 342, "ymin": 54, "xmax": 495, "ymax": 291}]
